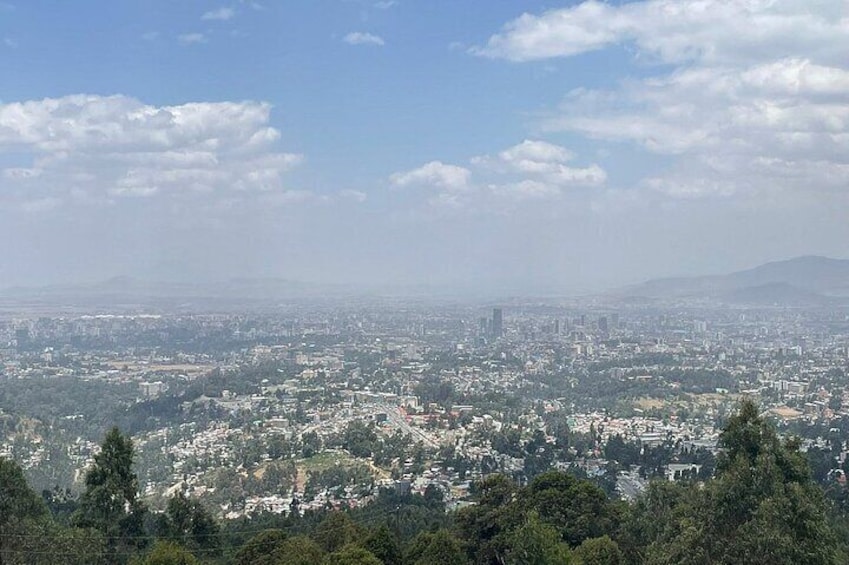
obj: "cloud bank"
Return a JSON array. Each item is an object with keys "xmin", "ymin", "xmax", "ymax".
[
  {"xmin": 0, "ymin": 95, "xmax": 304, "ymax": 209},
  {"xmin": 475, "ymin": 0, "xmax": 849, "ymax": 198}
]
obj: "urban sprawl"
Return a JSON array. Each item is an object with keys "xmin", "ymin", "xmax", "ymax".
[{"xmin": 2, "ymin": 301, "xmax": 848, "ymax": 520}]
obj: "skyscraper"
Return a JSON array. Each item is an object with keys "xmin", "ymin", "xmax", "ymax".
[{"xmin": 492, "ymin": 308, "xmax": 503, "ymax": 338}]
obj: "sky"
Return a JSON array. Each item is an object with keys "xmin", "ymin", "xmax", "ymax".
[{"xmin": 0, "ymin": 0, "xmax": 847, "ymax": 293}]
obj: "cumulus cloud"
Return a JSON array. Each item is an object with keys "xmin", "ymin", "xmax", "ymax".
[
  {"xmin": 474, "ymin": 140, "xmax": 606, "ymax": 189},
  {"xmin": 473, "ymin": 0, "xmax": 849, "ymax": 65},
  {"xmin": 202, "ymin": 7, "xmax": 235, "ymax": 21},
  {"xmin": 390, "ymin": 161, "xmax": 470, "ymax": 191},
  {"xmin": 498, "ymin": 139, "xmax": 574, "ymax": 165},
  {"xmin": 476, "ymin": 0, "xmax": 849, "ymax": 198},
  {"xmin": 546, "ymin": 57, "xmax": 849, "ymax": 197},
  {"xmin": 0, "ymin": 95, "xmax": 304, "ymax": 209},
  {"xmin": 343, "ymin": 32, "xmax": 385, "ymax": 46},
  {"xmin": 391, "ymin": 141, "xmax": 604, "ymax": 208}
]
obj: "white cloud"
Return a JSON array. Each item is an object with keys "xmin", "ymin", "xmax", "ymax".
[
  {"xmin": 141, "ymin": 31, "xmax": 159, "ymax": 41},
  {"xmin": 545, "ymin": 57, "xmax": 849, "ymax": 196},
  {"xmin": 477, "ymin": 1, "xmax": 849, "ymax": 199},
  {"xmin": 178, "ymin": 33, "xmax": 207, "ymax": 45},
  {"xmin": 498, "ymin": 139, "xmax": 574, "ymax": 164},
  {"xmin": 473, "ymin": 140, "xmax": 606, "ymax": 187},
  {"xmin": 473, "ymin": 0, "xmax": 849, "ymax": 65},
  {"xmin": 343, "ymin": 32, "xmax": 385, "ymax": 47},
  {"xmin": 0, "ymin": 95, "xmax": 304, "ymax": 209},
  {"xmin": 239, "ymin": 0, "xmax": 263, "ymax": 10},
  {"xmin": 390, "ymin": 161, "xmax": 470, "ymax": 191},
  {"xmin": 202, "ymin": 7, "xmax": 235, "ymax": 21},
  {"xmin": 3, "ymin": 37, "xmax": 16, "ymax": 48},
  {"xmin": 472, "ymin": 2, "xmax": 624, "ymax": 62},
  {"xmin": 374, "ymin": 1, "xmax": 396, "ymax": 9},
  {"xmin": 391, "ymin": 141, "xmax": 605, "ymax": 210}
]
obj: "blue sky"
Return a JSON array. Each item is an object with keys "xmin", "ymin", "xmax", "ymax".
[{"xmin": 1, "ymin": 1, "xmax": 847, "ymax": 292}]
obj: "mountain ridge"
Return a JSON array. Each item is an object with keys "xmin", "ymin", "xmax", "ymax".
[{"xmin": 616, "ymin": 255, "xmax": 849, "ymax": 304}]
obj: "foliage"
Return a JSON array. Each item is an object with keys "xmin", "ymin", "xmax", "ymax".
[
  {"xmin": 406, "ymin": 529, "xmax": 469, "ymax": 565},
  {"xmin": 343, "ymin": 420, "xmax": 379, "ymax": 458},
  {"xmin": 572, "ymin": 536, "xmax": 623, "ymax": 565},
  {"xmin": 506, "ymin": 512, "xmax": 572, "ymax": 565},
  {"xmin": 0, "ymin": 457, "xmax": 48, "ymax": 527},
  {"xmin": 134, "ymin": 541, "xmax": 199, "ymax": 565},
  {"xmin": 311, "ymin": 511, "xmax": 363, "ymax": 553},
  {"xmin": 633, "ymin": 400, "xmax": 843, "ymax": 564},
  {"xmin": 364, "ymin": 525, "xmax": 403, "ymax": 565},
  {"xmin": 322, "ymin": 543, "xmax": 383, "ymax": 565},
  {"xmin": 521, "ymin": 471, "xmax": 623, "ymax": 547},
  {"xmin": 455, "ymin": 473, "xmax": 521, "ymax": 563},
  {"xmin": 155, "ymin": 491, "xmax": 220, "ymax": 557},
  {"xmin": 234, "ymin": 529, "xmax": 288, "ymax": 565},
  {"xmin": 269, "ymin": 534, "xmax": 325, "ymax": 565},
  {"xmin": 72, "ymin": 427, "xmax": 148, "ymax": 562}
]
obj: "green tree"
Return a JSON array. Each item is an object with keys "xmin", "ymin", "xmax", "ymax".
[
  {"xmin": 271, "ymin": 534, "xmax": 324, "ymax": 565},
  {"xmin": 343, "ymin": 420, "xmax": 378, "ymax": 458},
  {"xmin": 156, "ymin": 491, "xmax": 220, "ymax": 556},
  {"xmin": 506, "ymin": 512, "xmax": 572, "ymax": 565},
  {"xmin": 455, "ymin": 473, "xmax": 519, "ymax": 563},
  {"xmin": 134, "ymin": 541, "xmax": 199, "ymax": 565},
  {"xmin": 301, "ymin": 431, "xmax": 322, "ymax": 458},
  {"xmin": 72, "ymin": 427, "xmax": 148, "ymax": 562},
  {"xmin": 521, "ymin": 471, "xmax": 622, "ymax": 547},
  {"xmin": 636, "ymin": 400, "xmax": 842, "ymax": 564},
  {"xmin": 406, "ymin": 529, "xmax": 468, "ymax": 565},
  {"xmin": 234, "ymin": 529, "xmax": 287, "ymax": 565},
  {"xmin": 0, "ymin": 457, "xmax": 49, "ymax": 561},
  {"xmin": 572, "ymin": 536, "xmax": 622, "ymax": 565},
  {"xmin": 0, "ymin": 513, "xmax": 106, "ymax": 565},
  {"xmin": 311, "ymin": 511, "xmax": 362, "ymax": 553},
  {"xmin": 322, "ymin": 544, "xmax": 382, "ymax": 565},
  {"xmin": 364, "ymin": 525, "xmax": 403, "ymax": 565}
]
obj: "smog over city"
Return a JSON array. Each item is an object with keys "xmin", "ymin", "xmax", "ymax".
[{"xmin": 1, "ymin": 2, "xmax": 849, "ymax": 564}]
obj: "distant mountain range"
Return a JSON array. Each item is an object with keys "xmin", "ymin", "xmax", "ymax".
[
  {"xmin": 3, "ymin": 255, "xmax": 849, "ymax": 310},
  {"xmin": 0, "ymin": 276, "xmax": 364, "ymax": 312},
  {"xmin": 616, "ymin": 256, "xmax": 849, "ymax": 305},
  {"xmin": 2, "ymin": 276, "xmax": 323, "ymax": 299}
]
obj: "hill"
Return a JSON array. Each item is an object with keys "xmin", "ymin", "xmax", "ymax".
[{"xmin": 616, "ymin": 255, "xmax": 849, "ymax": 304}]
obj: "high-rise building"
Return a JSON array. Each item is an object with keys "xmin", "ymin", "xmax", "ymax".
[
  {"xmin": 599, "ymin": 316, "xmax": 609, "ymax": 333},
  {"xmin": 554, "ymin": 319, "xmax": 560, "ymax": 335},
  {"xmin": 15, "ymin": 328, "xmax": 29, "ymax": 351},
  {"xmin": 492, "ymin": 308, "xmax": 503, "ymax": 338}
]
